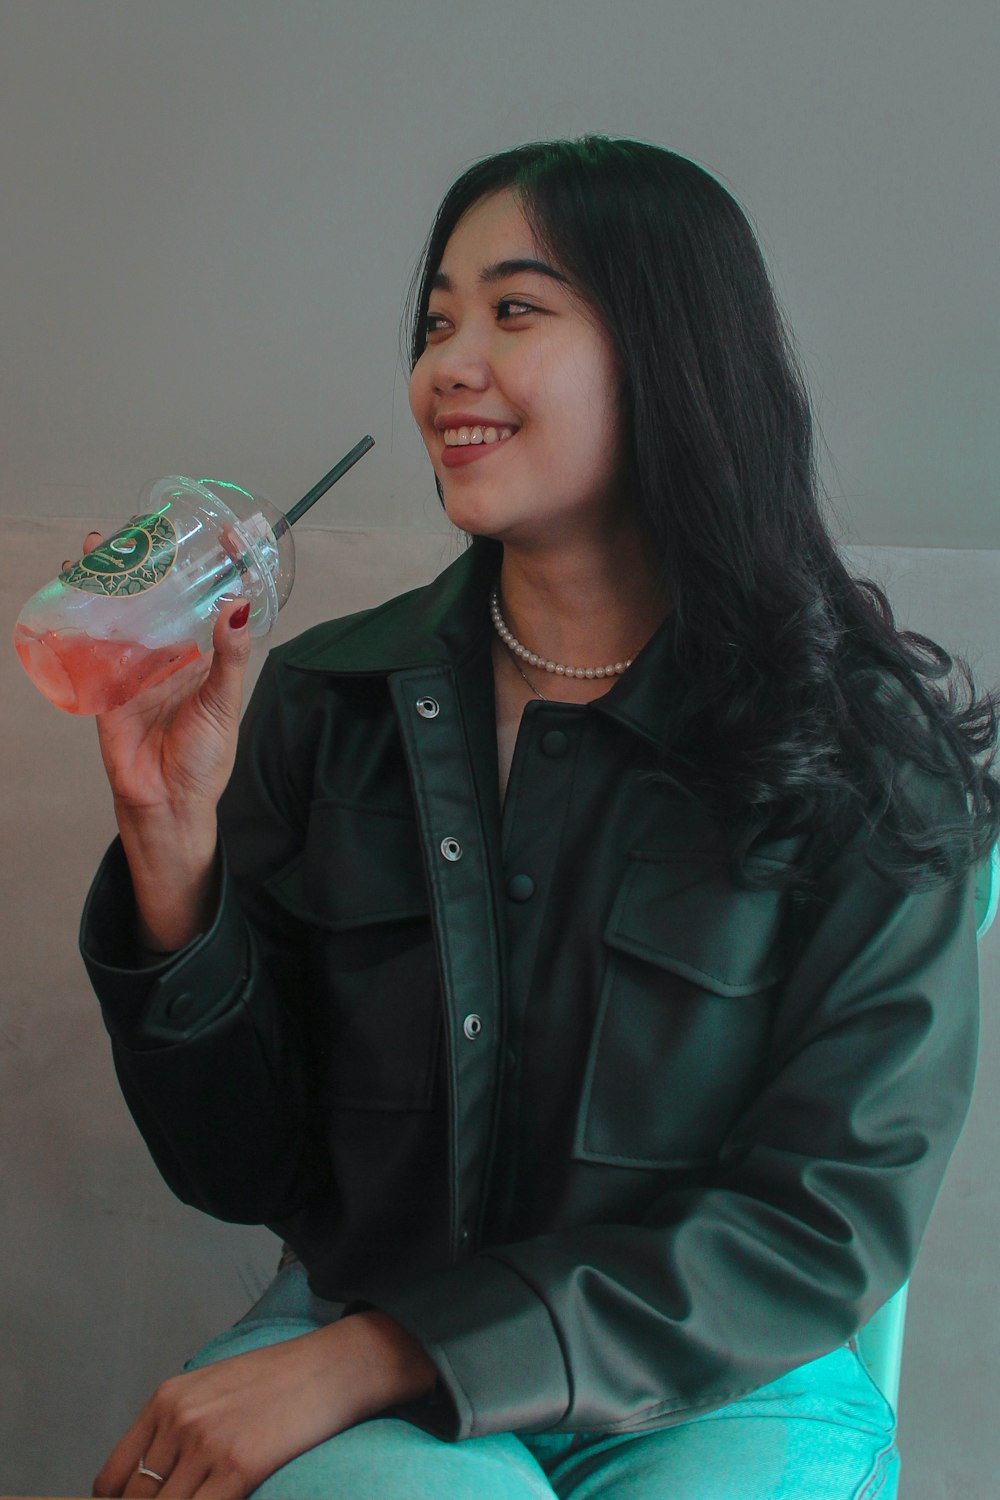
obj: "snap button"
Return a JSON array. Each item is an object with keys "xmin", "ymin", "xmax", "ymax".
[
  {"xmin": 463, "ymin": 1013, "xmax": 483, "ymax": 1040},
  {"xmin": 163, "ymin": 991, "xmax": 194, "ymax": 1019},
  {"xmin": 506, "ymin": 873, "xmax": 535, "ymax": 902},
  {"xmin": 415, "ymin": 697, "xmax": 440, "ymax": 719},
  {"xmin": 440, "ymin": 837, "xmax": 463, "ymax": 862},
  {"xmin": 541, "ymin": 729, "xmax": 569, "ymax": 758}
]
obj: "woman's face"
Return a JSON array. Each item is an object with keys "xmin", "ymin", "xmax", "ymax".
[{"xmin": 409, "ymin": 189, "xmax": 629, "ymax": 549}]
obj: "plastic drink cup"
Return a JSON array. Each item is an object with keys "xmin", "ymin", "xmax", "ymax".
[
  {"xmin": 13, "ymin": 476, "xmax": 291, "ymax": 715},
  {"xmin": 13, "ymin": 440, "xmax": 373, "ymax": 715}
]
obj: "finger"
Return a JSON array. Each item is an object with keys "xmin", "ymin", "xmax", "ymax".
[
  {"xmin": 187, "ymin": 1468, "xmax": 247, "ymax": 1500},
  {"xmin": 219, "ymin": 525, "xmax": 244, "ymax": 565},
  {"xmin": 158, "ymin": 1454, "xmax": 221, "ymax": 1500},
  {"xmin": 131, "ymin": 1451, "xmax": 205, "ymax": 1500},
  {"xmin": 121, "ymin": 1464, "xmax": 171, "ymax": 1500},
  {"xmin": 92, "ymin": 1415, "xmax": 159, "ymax": 1497},
  {"xmin": 119, "ymin": 1434, "xmax": 186, "ymax": 1500},
  {"xmin": 196, "ymin": 597, "xmax": 253, "ymax": 728},
  {"xmin": 65, "ymin": 532, "xmax": 104, "ymax": 571}
]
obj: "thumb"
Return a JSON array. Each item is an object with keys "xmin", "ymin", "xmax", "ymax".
[{"xmin": 199, "ymin": 597, "xmax": 254, "ymax": 724}]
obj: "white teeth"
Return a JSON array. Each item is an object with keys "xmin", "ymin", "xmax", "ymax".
[{"xmin": 442, "ymin": 425, "xmax": 514, "ymax": 446}]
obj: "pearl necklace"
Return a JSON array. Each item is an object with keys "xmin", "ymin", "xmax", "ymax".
[{"xmin": 489, "ymin": 583, "xmax": 636, "ymax": 682}]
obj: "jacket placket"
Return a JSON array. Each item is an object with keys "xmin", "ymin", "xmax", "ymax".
[{"xmin": 390, "ymin": 667, "xmax": 504, "ymax": 1264}]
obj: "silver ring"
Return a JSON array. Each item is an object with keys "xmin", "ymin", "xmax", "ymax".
[{"xmin": 138, "ymin": 1457, "xmax": 167, "ymax": 1484}]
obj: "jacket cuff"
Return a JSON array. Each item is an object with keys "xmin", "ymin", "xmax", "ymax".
[
  {"xmin": 352, "ymin": 1255, "xmax": 570, "ymax": 1439},
  {"xmin": 80, "ymin": 836, "xmax": 249, "ymax": 1049}
]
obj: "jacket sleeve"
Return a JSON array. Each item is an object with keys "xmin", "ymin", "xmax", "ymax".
[
  {"xmin": 356, "ymin": 766, "xmax": 982, "ymax": 1440},
  {"xmin": 79, "ymin": 653, "xmax": 331, "ymax": 1223}
]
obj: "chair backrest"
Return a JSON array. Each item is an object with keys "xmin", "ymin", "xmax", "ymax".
[
  {"xmin": 854, "ymin": 841, "xmax": 999, "ymax": 1409},
  {"xmin": 976, "ymin": 841, "xmax": 1000, "ymax": 940}
]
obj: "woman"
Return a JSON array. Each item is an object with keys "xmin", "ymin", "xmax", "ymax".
[{"xmin": 81, "ymin": 137, "xmax": 999, "ymax": 1498}]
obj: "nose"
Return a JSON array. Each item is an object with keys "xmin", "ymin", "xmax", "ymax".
[{"xmin": 428, "ymin": 326, "xmax": 491, "ymax": 396}]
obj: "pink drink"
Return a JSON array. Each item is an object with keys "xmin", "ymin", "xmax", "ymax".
[{"xmin": 13, "ymin": 624, "xmax": 202, "ymax": 715}]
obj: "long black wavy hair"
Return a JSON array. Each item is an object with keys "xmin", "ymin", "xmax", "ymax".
[{"xmin": 406, "ymin": 136, "xmax": 1000, "ymax": 895}]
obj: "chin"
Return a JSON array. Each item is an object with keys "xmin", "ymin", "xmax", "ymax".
[{"xmin": 441, "ymin": 492, "xmax": 509, "ymax": 539}]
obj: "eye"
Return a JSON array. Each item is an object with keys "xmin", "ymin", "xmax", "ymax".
[
  {"xmin": 422, "ymin": 310, "xmax": 450, "ymax": 338},
  {"xmin": 496, "ymin": 298, "xmax": 536, "ymax": 321}
]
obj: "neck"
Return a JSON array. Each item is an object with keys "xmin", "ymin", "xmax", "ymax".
[{"xmin": 495, "ymin": 532, "xmax": 668, "ymax": 679}]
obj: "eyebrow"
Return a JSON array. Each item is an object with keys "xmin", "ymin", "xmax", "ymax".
[{"xmin": 430, "ymin": 257, "xmax": 570, "ymax": 292}]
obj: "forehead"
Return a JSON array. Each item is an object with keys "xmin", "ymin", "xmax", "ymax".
[{"xmin": 442, "ymin": 188, "xmax": 535, "ymax": 262}]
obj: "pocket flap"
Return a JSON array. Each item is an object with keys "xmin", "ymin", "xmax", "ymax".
[
  {"xmin": 604, "ymin": 854, "xmax": 790, "ymax": 996},
  {"xmin": 265, "ymin": 801, "xmax": 429, "ymax": 930}
]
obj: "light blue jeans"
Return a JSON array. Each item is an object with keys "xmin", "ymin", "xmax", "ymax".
[{"xmin": 184, "ymin": 1262, "xmax": 899, "ymax": 1499}]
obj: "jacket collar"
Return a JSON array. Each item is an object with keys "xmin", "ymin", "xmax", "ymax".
[
  {"xmin": 281, "ymin": 537, "xmax": 500, "ymax": 674},
  {"xmin": 281, "ymin": 535, "xmax": 677, "ymax": 748}
]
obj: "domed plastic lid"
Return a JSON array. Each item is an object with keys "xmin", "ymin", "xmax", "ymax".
[{"xmin": 144, "ymin": 476, "xmax": 295, "ymax": 636}]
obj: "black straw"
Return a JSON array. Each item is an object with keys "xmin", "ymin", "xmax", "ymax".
[{"xmin": 273, "ymin": 435, "xmax": 375, "ymax": 537}]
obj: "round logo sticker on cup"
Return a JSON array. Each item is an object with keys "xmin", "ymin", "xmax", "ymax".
[{"xmin": 60, "ymin": 513, "xmax": 178, "ymax": 597}]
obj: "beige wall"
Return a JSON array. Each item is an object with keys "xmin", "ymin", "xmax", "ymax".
[
  {"xmin": 4, "ymin": 0, "xmax": 998, "ymax": 549},
  {"xmin": 3, "ymin": 524, "xmax": 999, "ymax": 1494}
]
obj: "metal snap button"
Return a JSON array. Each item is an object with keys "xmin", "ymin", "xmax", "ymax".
[
  {"xmin": 440, "ymin": 837, "xmax": 463, "ymax": 862},
  {"xmin": 416, "ymin": 697, "xmax": 440, "ymax": 719},
  {"xmin": 463, "ymin": 1013, "xmax": 483, "ymax": 1040}
]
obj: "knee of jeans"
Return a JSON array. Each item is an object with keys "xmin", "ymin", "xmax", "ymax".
[{"xmin": 183, "ymin": 1317, "xmax": 320, "ymax": 1372}]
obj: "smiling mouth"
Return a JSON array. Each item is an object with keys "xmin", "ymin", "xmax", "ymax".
[{"xmin": 441, "ymin": 425, "xmax": 516, "ymax": 447}]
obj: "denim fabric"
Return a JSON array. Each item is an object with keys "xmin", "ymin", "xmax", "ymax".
[{"xmin": 181, "ymin": 1264, "xmax": 899, "ymax": 1499}]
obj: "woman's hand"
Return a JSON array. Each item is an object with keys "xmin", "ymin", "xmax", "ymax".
[
  {"xmin": 73, "ymin": 531, "xmax": 255, "ymax": 949},
  {"xmin": 74, "ymin": 527, "xmax": 252, "ymax": 820},
  {"xmin": 91, "ymin": 1313, "xmax": 438, "ymax": 1500}
]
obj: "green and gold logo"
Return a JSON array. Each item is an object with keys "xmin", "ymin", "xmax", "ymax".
[{"xmin": 61, "ymin": 513, "xmax": 178, "ymax": 597}]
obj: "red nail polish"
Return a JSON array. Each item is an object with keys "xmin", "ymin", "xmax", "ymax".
[{"xmin": 229, "ymin": 602, "xmax": 251, "ymax": 630}]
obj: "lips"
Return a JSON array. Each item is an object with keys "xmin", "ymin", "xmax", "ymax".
[
  {"xmin": 440, "ymin": 432, "xmax": 515, "ymax": 468},
  {"xmin": 434, "ymin": 414, "xmax": 518, "ymax": 469}
]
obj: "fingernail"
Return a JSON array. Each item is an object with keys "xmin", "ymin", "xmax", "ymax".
[{"xmin": 229, "ymin": 602, "xmax": 251, "ymax": 630}]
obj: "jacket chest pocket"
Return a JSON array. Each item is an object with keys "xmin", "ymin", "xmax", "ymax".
[
  {"xmin": 266, "ymin": 801, "xmax": 441, "ymax": 1111},
  {"xmin": 573, "ymin": 854, "xmax": 790, "ymax": 1170}
]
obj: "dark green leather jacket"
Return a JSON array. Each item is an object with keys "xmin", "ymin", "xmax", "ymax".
[{"xmin": 81, "ymin": 540, "xmax": 980, "ymax": 1441}]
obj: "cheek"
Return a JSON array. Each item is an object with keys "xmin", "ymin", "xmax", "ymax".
[
  {"xmin": 584, "ymin": 354, "xmax": 627, "ymax": 458},
  {"xmin": 408, "ymin": 356, "xmax": 431, "ymax": 423},
  {"xmin": 551, "ymin": 366, "xmax": 619, "ymax": 459}
]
